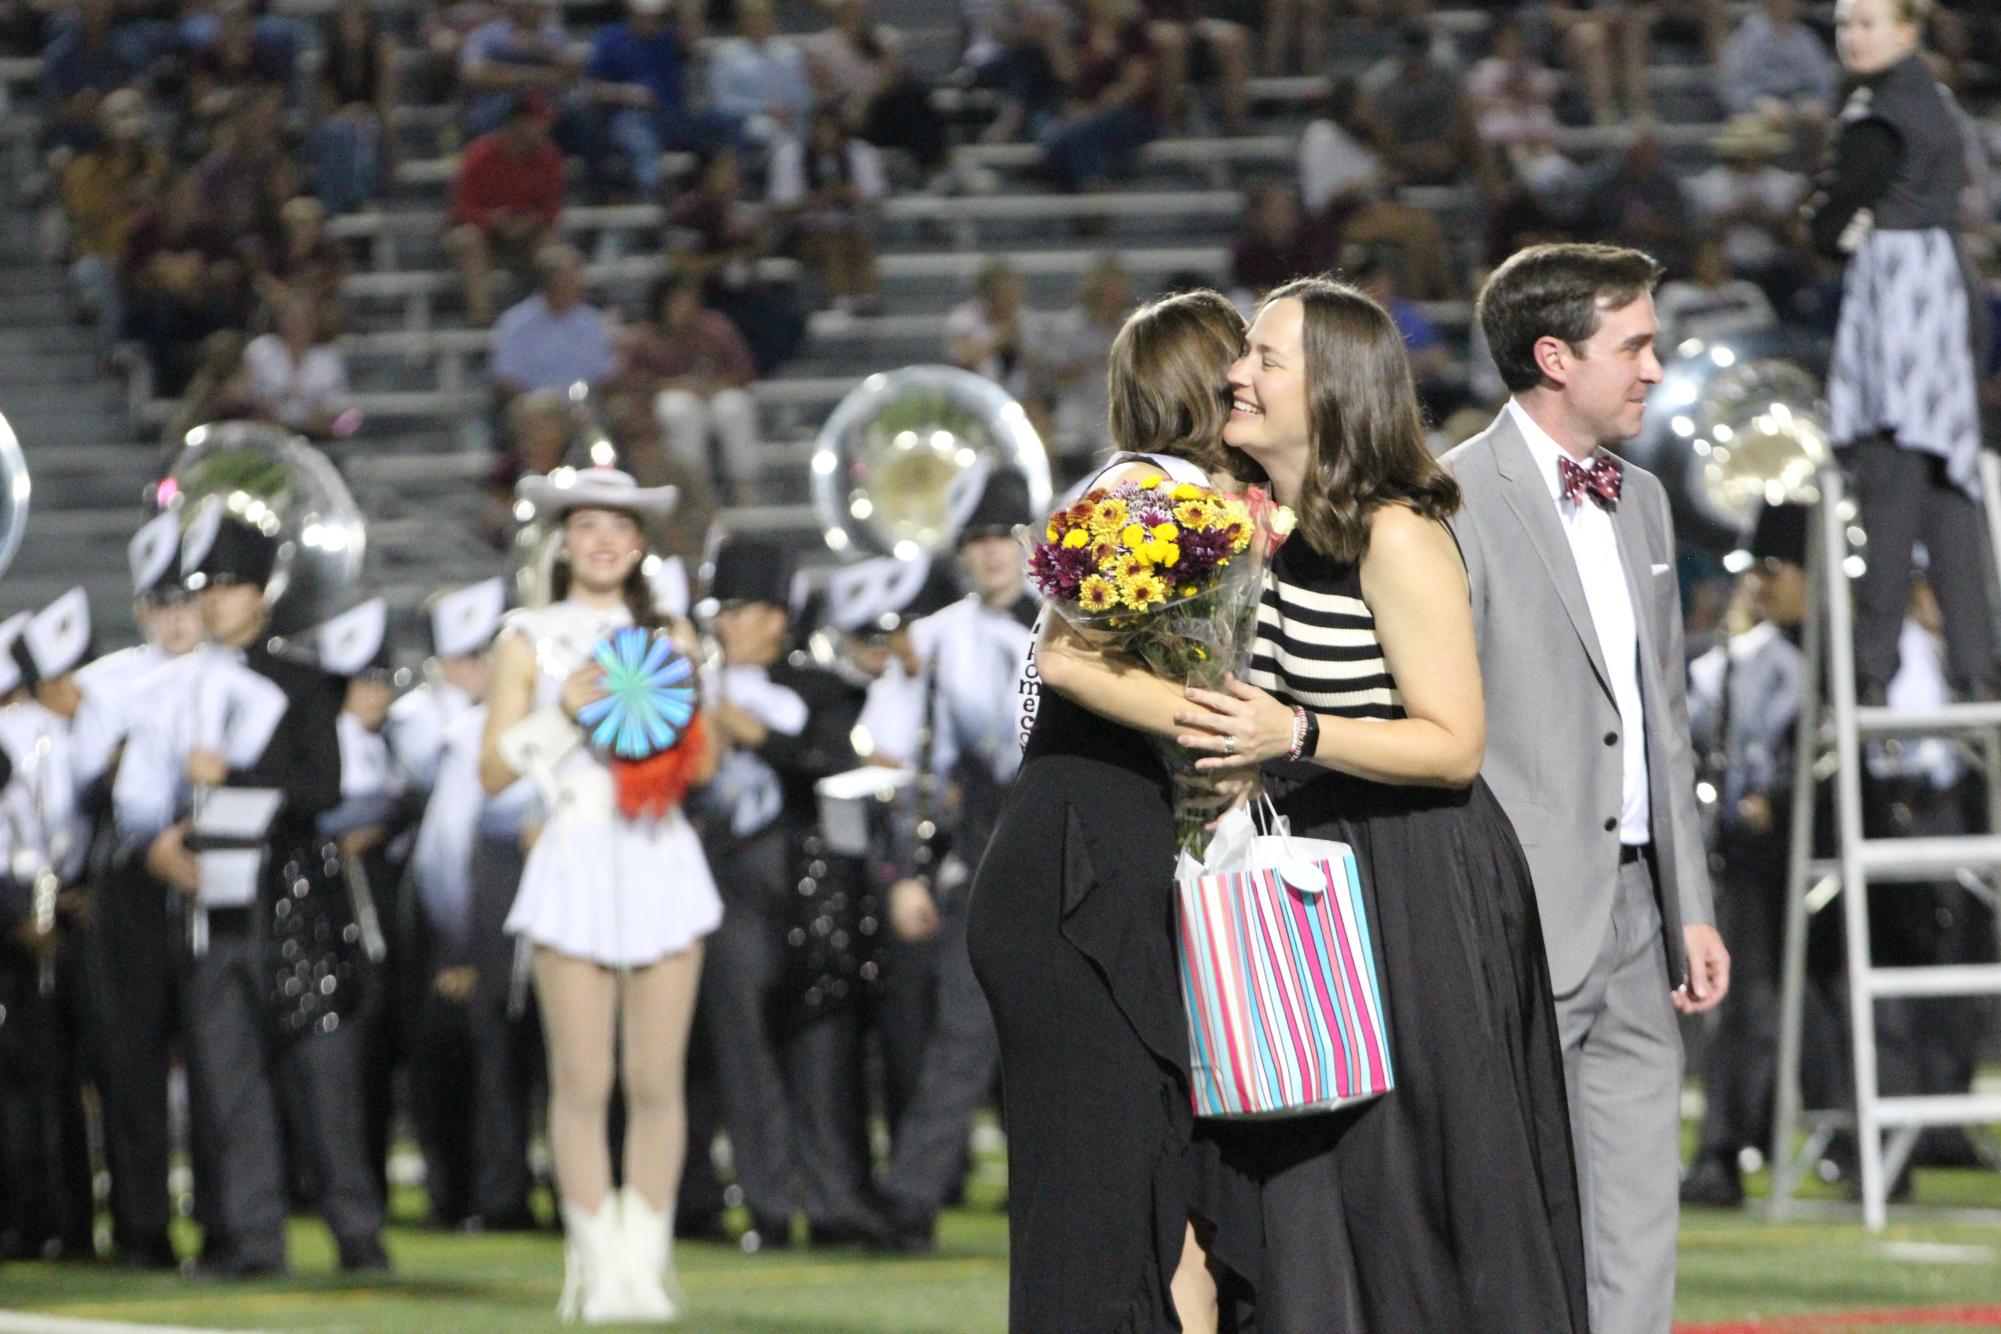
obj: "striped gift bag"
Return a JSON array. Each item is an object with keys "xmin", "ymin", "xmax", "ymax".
[{"xmin": 1175, "ymin": 800, "xmax": 1393, "ymax": 1119}]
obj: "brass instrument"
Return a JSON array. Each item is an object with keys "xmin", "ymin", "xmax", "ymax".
[
  {"xmin": 0, "ymin": 407, "xmax": 29, "ymax": 582},
  {"xmin": 160, "ymin": 421, "xmax": 366, "ymax": 636}
]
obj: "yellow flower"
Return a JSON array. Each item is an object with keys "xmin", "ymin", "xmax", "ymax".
[
  {"xmin": 1077, "ymin": 575, "xmax": 1117, "ymax": 613},
  {"xmin": 1119, "ymin": 522, "xmax": 1149, "ymax": 549},
  {"xmin": 1109, "ymin": 551, "xmax": 1148, "ymax": 582},
  {"xmin": 1138, "ymin": 474, "xmax": 1165, "ymax": 489},
  {"xmin": 1171, "ymin": 482, "xmax": 1203, "ymax": 501},
  {"xmin": 1090, "ymin": 539, "xmax": 1120, "ymax": 566},
  {"xmin": 1174, "ymin": 498, "xmax": 1213, "ymax": 528},
  {"xmin": 1087, "ymin": 496, "xmax": 1130, "ymax": 540},
  {"xmin": 1155, "ymin": 475, "xmax": 1180, "ymax": 492},
  {"xmin": 1045, "ymin": 522, "xmax": 1060, "ymax": 542},
  {"xmin": 1062, "ymin": 528, "xmax": 1090, "ymax": 549},
  {"xmin": 1127, "ymin": 570, "xmax": 1169, "ymax": 606},
  {"xmin": 1151, "ymin": 522, "xmax": 1179, "ymax": 543},
  {"xmin": 1153, "ymin": 542, "xmax": 1182, "ymax": 568},
  {"xmin": 1180, "ymin": 585, "xmax": 1198, "ymax": 597}
]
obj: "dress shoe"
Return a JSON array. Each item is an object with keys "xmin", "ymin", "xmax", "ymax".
[
  {"xmin": 738, "ymin": 1215, "xmax": 793, "ymax": 1253},
  {"xmin": 119, "ymin": 1234, "xmax": 180, "ymax": 1270},
  {"xmin": 1679, "ymin": 1155, "xmax": 1744, "ymax": 1208},
  {"xmin": 337, "ymin": 1235, "xmax": 391, "ymax": 1273}
]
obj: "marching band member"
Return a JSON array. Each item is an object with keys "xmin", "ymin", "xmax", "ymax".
[
  {"xmin": 113, "ymin": 502, "xmax": 387, "ymax": 1278},
  {"xmin": 481, "ymin": 467, "xmax": 720, "ymax": 1323},
  {"xmin": 0, "ymin": 591, "xmax": 98, "ymax": 1261},
  {"xmin": 389, "ymin": 579, "xmax": 508, "ymax": 796}
]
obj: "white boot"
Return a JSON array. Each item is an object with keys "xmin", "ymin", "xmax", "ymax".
[
  {"xmin": 558, "ymin": 1196, "xmax": 632, "ymax": 1324},
  {"xmin": 616, "ymin": 1186, "xmax": 681, "ymax": 1322}
]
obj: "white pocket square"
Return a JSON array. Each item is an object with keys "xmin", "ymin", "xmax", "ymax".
[{"xmin": 1650, "ymin": 562, "xmax": 1671, "ymax": 576}]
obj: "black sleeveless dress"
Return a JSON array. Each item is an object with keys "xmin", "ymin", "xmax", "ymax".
[
  {"xmin": 966, "ymin": 672, "xmax": 1191, "ymax": 1332},
  {"xmin": 1194, "ymin": 539, "xmax": 1589, "ymax": 1334}
]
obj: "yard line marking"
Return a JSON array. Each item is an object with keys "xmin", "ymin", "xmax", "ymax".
[
  {"xmin": 0, "ymin": 1315, "xmax": 266, "ymax": 1334},
  {"xmin": 1876, "ymin": 1241, "xmax": 1997, "ymax": 1265},
  {"xmin": 1678, "ymin": 1304, "xmax": 2001, "ymax": 1332}
]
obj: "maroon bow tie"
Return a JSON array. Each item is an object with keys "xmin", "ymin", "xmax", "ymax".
[{"xmin": 1558, "ymin": 454, "xmax": 1622, "ymax": 510}]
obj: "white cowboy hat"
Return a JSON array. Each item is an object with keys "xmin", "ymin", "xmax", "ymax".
[{"xmin": 516, "ymin": 466, "xmax": 679, "ymax": 519}]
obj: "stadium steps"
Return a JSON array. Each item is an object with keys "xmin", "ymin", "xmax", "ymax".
[{"xmin": 0, "ymin": 238, "xmax": 160, "ymax": 643}]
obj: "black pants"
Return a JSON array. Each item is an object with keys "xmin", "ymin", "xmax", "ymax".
[
  {"xmin": 187, "ymin": 928, "xmax": 383, "ymax": 1265},
  {"xmin": 0, "ymin": 943, "xmax": 95, "ymax": 1260},
  {"xmin": 698, "ymin": 824, "xmax": 876, "ymax": 1231},
  {"xmin": 1847, "ymin": 438, "xmax": 1998, "ymax": 696},
  {"xmin": 94, "ymin": 863, "xmax": 185, "ymax": 1252}
]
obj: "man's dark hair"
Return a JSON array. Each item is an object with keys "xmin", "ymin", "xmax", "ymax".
[{"xmin": 1476, "ymin": 243, "xmax": 1665, "ymax": 393}]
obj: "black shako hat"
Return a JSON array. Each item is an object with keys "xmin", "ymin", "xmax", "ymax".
[
  {"xmin": 181, "ymin": 499, "xmax": 280, "ymax": 590},
  {"xmin": 709, "ymin": 535, "xmax": 796, "ymax": 609},
  {"xmin": 957, "ymin": 469, "xmax": 1033, "ymax": 545},
  {"xmin": 1748, "ymin": 502, "xmax": 1809, "ymax": 568}
]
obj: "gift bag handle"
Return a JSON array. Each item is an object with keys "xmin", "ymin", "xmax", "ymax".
[{"xmin": 1250, "ymin": 791, "xmax": 1334, "ymax": 897}]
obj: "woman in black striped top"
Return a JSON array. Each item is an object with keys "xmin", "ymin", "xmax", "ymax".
[{"xmin": 1176, "ymin": 278, "xmax": 1587, "ymax": 1332}]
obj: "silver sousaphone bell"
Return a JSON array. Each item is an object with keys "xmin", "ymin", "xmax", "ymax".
[{"xmin": 810, "ymin": 365, "xmax": 1053, "ymax": 561}]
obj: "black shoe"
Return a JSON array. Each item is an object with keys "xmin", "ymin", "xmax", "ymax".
[
  {"xmin": 879, "ymin": 1196, "xmax": 938, "ymax": 1253},
  {"xmin": 189, "ymin": 1253, "xmax": 288, "ymax": 1280},
  {"xmin": 120, "ymin": 1234, "xmax": 180, "ymax": 1270},
  {"xmin": 739, "ymin": 1215, "xmax": 793, "ymax": 1253},
  {"xmin": 674, "ymin": 1212, "xmax": 730, "ymax": 1243},
  {"xmin": 806, "ymin": 1209, "xmax": 895, "ymax": 1250},
  {"xmin": 1679, "ymin": 1155, "xmax": 1744, "ymax": 1208},
  {"xmin": 460, "ymin": 1209, "xmax": 537, "ymax": 1234},
  {"xmin": 337, "ymin": 1235, "xmax": 391, "ymax": 1274}
]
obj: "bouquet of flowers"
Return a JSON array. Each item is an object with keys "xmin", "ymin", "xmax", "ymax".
[
  {"xmin": 1023, "ymin": 473, "xmax": 1293, "ymax": 852},
  {"xmin": 579, "ymin": 626, "xmax": 709, "ymax": 819}
]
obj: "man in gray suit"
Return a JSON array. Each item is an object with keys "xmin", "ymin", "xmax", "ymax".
[{"xmin": 1442, "ymin": 243, "xmax": 1731, "ymax": 1334}]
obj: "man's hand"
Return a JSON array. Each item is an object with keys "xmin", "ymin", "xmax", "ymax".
[
  {"xmin": 1674, "ymin": 923, "xmax": 1731, "ymax": 1015},
  {"xmin": 712, "ymin": 700, "xmax": 768, "ymax": 748},
  {"xmin": 889, "ymin": 878, "xmax": 940, "ymax": 943},
  {"xmin": 341, "ymin": 826, "xmax": 387, "ymax": 860},
  {"xmin": 186, "ymin": 748, "xmax": 228, "ymax": 787},
  {"xmin": 147, "ymin": 823, "xmax": 203, "ymax": 898},
  {"xmin": 434, "ymin": 966, "xmax": 479, "ymax": 1003}
]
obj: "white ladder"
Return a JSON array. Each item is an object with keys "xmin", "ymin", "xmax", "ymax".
[{"xmin": 1768, "ymin": 458, "xmax": 2001, "ymax": 1229}]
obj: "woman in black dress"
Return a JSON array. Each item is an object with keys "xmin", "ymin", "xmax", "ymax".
[
  {"xmin": 1176, "ymin": 277, "xmax": 1588, "ymax": 1331},
  {"xmin": 966, "ymin": 289, "xmax": 1248, "ymax": 1332}
]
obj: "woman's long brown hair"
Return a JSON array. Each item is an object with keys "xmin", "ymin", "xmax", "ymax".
[
  {"xmin": 1107, "ymin": 289, "xmax": 1261, "ymax": 484},
  {"xmin": 1259, "ymin": 276, "xmax": 1458, "ymax": 562}
]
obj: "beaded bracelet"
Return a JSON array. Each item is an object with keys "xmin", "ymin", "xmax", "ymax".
[{"xmin": 1287, "ymin": 705, "xmax": 1308, "ymax": 761}]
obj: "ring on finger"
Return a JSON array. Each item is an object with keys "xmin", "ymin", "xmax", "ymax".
[{"xmin": 1224, "ymin": 734, "xmax": 1237, "ymax": 755}]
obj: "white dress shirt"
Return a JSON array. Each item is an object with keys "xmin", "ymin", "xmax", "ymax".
[{"xmin": 1508, "ymin": 399, "xmax": 1651, "ymax": 843}]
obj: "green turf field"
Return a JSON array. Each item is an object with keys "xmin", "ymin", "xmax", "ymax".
[{"xmin": 3, "ymin": 1165, "xmax": 2000, "ymax": 1333}]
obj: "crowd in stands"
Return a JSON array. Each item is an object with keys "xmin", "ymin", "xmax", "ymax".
[{"xmin": 16, "ymin": 0, "xmax": 2001, "ymax": 565}]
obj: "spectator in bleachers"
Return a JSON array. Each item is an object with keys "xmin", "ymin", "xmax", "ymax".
[
  {"xmin": 1027, "ymin": 253, "xmax": 1131, "ymax": 460},
  {"xmin": 1686, "ymin": 116, "xmax": 1810, "ymax": 305},
  {"xmin": 307, "ymin": 0, "xmax": 397, "ymax": 215},
  {"xmin": 164, "ymin": 328, "xmax": 259, "ymax": 444},
  {"xmin": 458, "ymin": 0, "xmax": 606, "ymax": 191},
  {"xmin": 1256, "ymin": 0, "xmax": 1324, "ymax": 76},
  {"xmin": 584, "ymin": 0, "xmax": 734, "ymax": 199},
  {"xmin": 1350, "ymin": 245, "xmax": 1454, "ymax": 415},
  {"xmin": 1228, "ymin": 178, "xmax": 1335, "ymax": 304},
  {"xmin": 120, "ymin": 170, "xmax": 252, "ymax": 395},
  {"xmin": 1361, "ymin": 20, "xmax": 1488, "ymax": 192},
  {"xmin": 193, "ymin": 87, "xmax": 288, "ymax": 241},
  {"xmin": 948, "ymin": 258, "xmax": 1035, "ymax": 398},
  {"xmin": 708, "ymin": 0, "xmax": 812, "ymax": 149},
  {"xmin": 413, "ymin": 0, "xmax": 501, "ymax": 104},
  {"xmin": 615, "ymin": 269, "xmax": 761, "ymax": 503},
  {"xmin": 1139, "ymin": 0, "xmax": 1249, "ymax": 134},
  {"xmin": 489, "ymin": 243, "xmax": 615, "ymax": 404},
  {"xmin": 769, "ymin": 108, "xmax": 885, "ymax": 316},
  {"xmin": 447, "ymin": 92, "xmax": 565, "ymax": 326},
  {"xmin": 1654, "ymin": 236, "xmax": 1779, "ymax": 348},
  {"xmin": 249, "ymin": 195, "xmax": 349, "ymax": 338},
  {"xmin": 183, "ymin": 1, "xmax": 292, "ymax": 126},
  {"xmin": 1719, "ymin": 0, "xmax": 1837, "ymax": 121},
  {"xmin": 1297, "ymin": 77, "xmax": 1384, "ymax": 222},
  {"xmin": 957, "ymin": 0, "xmax": 1067, "ymax": 145},
  {"xmin": 1342, "ymin": 176, "xmax": 1458, "ymax": 299},
  {"xmin": 1582, "ymin": 130, "xmax": 1693, "ymax": 272},
  {"xmin": 664, "ymin": 144, "xmax": 805, "ymax": 372},
  {"xmin": 1039, "ymin": 0, "xmax": 1165, "ymax": 194},
  {"xmin": 244, "ymin": 294, "xmax": 354, "ymax": 438},
  {"xmin": 483, "ymin": 387, "xmax": 571, "ymax": 544},
  {"xmin": 807, "ymin": 0, "xmax": 949, "ymax": 190},
  {"xmin": 1466, "ymin": 14, "xmax": 1562, "ymax": 155},
  {"xmin": 62, "ymin": 88, "xmax": 164, "ymax": 358},
  {"xmin": 39, "ymin": 0, "xmax": 149, "ymax": 155}
]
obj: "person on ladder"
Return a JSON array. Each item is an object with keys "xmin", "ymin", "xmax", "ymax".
[{"xmin": 1806, "ymin": 0, "xmax": 1996, "ymax": 705}]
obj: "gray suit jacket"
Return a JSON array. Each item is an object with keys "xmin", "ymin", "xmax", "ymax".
[{"xmin": 1442, "ymin": 410, "xmax": 1715, "ymax": 995}]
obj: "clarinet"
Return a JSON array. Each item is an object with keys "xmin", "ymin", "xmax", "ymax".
[{"xmin": 908, "ymin": 651, "xmax": 945, "ymax": 887}]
